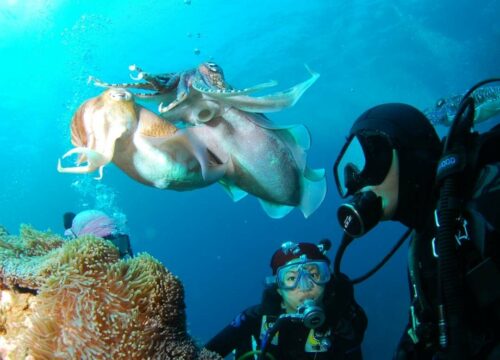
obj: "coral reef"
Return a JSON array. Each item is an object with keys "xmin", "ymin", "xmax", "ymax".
[{"xmin": 0, "ymin": 225, "xmax": 221, "ymax": 360}]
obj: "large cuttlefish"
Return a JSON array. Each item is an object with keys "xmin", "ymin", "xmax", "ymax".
[
  {"xmin": 88, "ymin": 62, "xmax": 326, "ymax": 218},
  {"xmin": 57, "ymin": 88, "xmax": 227, "ymax": 190},
  {"xmin": 58, "ymin": 86, "xmax": 326, "ymax": 218}
]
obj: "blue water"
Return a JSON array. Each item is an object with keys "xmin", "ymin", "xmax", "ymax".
[{"xmin": 1, "ymin": 0, "xmax": 499, "ymax": 358}]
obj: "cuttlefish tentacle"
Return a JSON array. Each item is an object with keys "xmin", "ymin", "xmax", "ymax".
[{"xmin": 202, "ymin": 66, "xmax": 320, "ymax": 113}]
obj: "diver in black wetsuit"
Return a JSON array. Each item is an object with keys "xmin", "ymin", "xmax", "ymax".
[
  {"xmin": 205, "ymin": 241, "xmax": 367, "ymax": 360},
  {"xmin": 332, "ymin": 99, "xmax": 500, "ymax": 359},
  {"xmin": 63, "ymin": 209, "xmax": 133, "ymax": 259}
]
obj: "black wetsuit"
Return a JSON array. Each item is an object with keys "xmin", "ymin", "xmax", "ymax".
[
  {"xmin": 395, "ymin": 163, "xmax": 500, "ymax": 359},
  {"xmin": 104, "ymin": 233, "xmax": 134, "ymax": 258},
  {"xmin": 206, "ymin": 275, "xmax": 367, "ymax": 360}
]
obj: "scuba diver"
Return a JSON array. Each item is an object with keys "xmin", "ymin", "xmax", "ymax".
[
  {"xmin": 332, "ymin": 85, "xmax": 500, "ymax": 359},
  {"xmin": 63, "ymin": 209, "xmax": 134, "ymax": 259},
  {"xmin": 205, "ymin": 241, "xmax": 367, "ymax": 360}
]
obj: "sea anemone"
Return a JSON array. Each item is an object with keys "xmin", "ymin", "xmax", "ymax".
[{"xmin": 0, "ymin": 225, "xmax": 221, "ymax": 360}]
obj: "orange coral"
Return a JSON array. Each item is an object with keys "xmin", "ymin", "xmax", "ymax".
[{"xmin": 0, "ymin": 225, "xmax": 221, "ymax": 360}]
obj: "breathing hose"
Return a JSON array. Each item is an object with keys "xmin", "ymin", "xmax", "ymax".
[
  {"xmin": 334, "ymin": 230, "xmax": 412, "ymax": 284},
  {"xmin": 236, "ymin": 350, "xmax": 276, "ymax": 360}
]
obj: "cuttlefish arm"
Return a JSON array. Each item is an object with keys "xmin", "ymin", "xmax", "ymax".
[
  {"xmin": 57, "ymin": 121, "xmax": 125, "ymax": 180},
  {"xmin": 90, "ymin": 76, "xmax": 157, "ymax": 92},
  {"xmin": 127, "ymin": 64, "xmax": 177, "ymax": 91},
  {"xmin": 196, "ymin": 66, "xmax": 320, "ymax": 113},
  {"xmin": 57, "ymin": 147, "xmax": 110, "ymax": 180},
  {"xmin": 89, "ymin": 65, "xmax": 181, "ymax": 98},
  {"xmin": 159, "ymin": 70, "xmax": 197, "ymax": 112},
  {"xmin": 191, "ymin": 78, "xmax": 278, "ymax": 97}
]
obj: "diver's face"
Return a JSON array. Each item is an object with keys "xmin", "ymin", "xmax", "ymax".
[
  {"xmin": 360, "ymin": 149, "xmax": 399, "ymax": 220},
  {"xmin": 277, "ymin": 284, "xmax": 325, "ymax": 314}
]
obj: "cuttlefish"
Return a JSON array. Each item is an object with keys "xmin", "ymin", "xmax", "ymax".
[
  {"xmin": 89, "ymin": 62, "xmax": 326, "ymax": 218},
  {"xmin": 57, "ymin": 88, "xmax": 227, "ymax": 190},
  {"xmin": 423, "ymin": 86, "xmax": 500, "ymax": 126},
  {"xmin": 91, "ymin": 62, "xmax": 319, "ymax": 117},
  {"xmin": 59, "ymin": 87, "xmax": 325, "ymax": 218}
]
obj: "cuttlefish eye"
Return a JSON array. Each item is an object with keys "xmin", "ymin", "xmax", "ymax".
[
  {"xmin": 109, "ymin": 89, "xmax": 132, "ymax": 101},
  {"xmin": 436, "ymin": 98, "xmax": 445, "ymax": 108},
  {"xmin": 205, "ymin": 62, "xmax": 221, "ymax": 73}
]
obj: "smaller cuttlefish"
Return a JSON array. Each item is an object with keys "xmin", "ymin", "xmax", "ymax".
[
  {"xmin": 57, "ymin": 88, "xmax": 227, "ymax": 190},
  {"xmin": 423, "ymin": 86, "xmax": 500, "ymax": 127}
]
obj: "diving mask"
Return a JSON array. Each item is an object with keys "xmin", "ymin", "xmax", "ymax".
[
  {"xmin": 267, "ymin": 259, "xmax": 331, "ymax": 290},
  {"xmin": 333, "ymin": 131, "xmax": 393, "ymax": 198}
]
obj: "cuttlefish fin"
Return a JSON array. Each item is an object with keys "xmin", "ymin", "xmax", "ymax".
[
  {"xmin": 204, "ymin": 65, "xmax": 319, "ymax": 112},
  {"xmin": 241, "ymin": 112, "xmax": 310, "ymax": 172},
  {"xmin": 256, "ymin": 166, "xmax": 326, "ymax": 219},
  {"xmin": 258, "ymin": 199, "xmax": 294, "ymax": 219},
  {"xmin": 475, "ymin": 100, "xmax": 500, "ymax": 124},
  {"xmin": 239, "ymin": 111, "xmax": 311, "ymax": 146},
  {"xmin": 299, "ymin": 167, "xmax": 327, "ymax": 218},
  {"xmin": 219, "ymin": 179, "xmax": 248, "ymax": 202},
  {"xmin": 57, "ymin": 147, "xmax": 111, "ymax": 180},
  {"xmin": 271, "ymin": 124, "xmax": 311, "ymax": 172}
]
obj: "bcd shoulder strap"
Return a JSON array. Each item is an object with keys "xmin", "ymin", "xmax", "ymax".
[{"xmin": 462, "ymin": 128, "xmax": 500, "ymax": 317}]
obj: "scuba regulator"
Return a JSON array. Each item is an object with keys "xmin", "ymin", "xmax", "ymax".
[
  {"xmin": 337, "ymin": 190, "xmax": 383, "ymax": 238},
  {"xmin": 257, "ymin": 299, "xmax": 326, "ymax": 360}
]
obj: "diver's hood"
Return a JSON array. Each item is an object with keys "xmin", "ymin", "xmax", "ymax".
[{"xmin": 350, "ymin": 103, "xmax": 442, "ymax": 230}]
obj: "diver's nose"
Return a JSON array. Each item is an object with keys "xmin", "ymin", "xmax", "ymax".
[{"xmin": 297, "ymin": 275, "xmax": 314, "ymax": 291}]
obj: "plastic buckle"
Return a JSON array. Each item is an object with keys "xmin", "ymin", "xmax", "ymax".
[
  {"xmin": 431, "ymin": 238, "xmax": 438, "ymax": 258},
  {"xmin": 434, "ymin": 210, "xmax": 440, "ymax": 228},
  {"xmin": 432, "ymin": 215, "xmax": 468, "ymax": 258},
  {"xmin": 408, "ymin": 305, "xmax": 420, "ymax": 344},
  {"xmin": 455, "ymin": 218, "xmax": 469, "ymax": 246}
]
